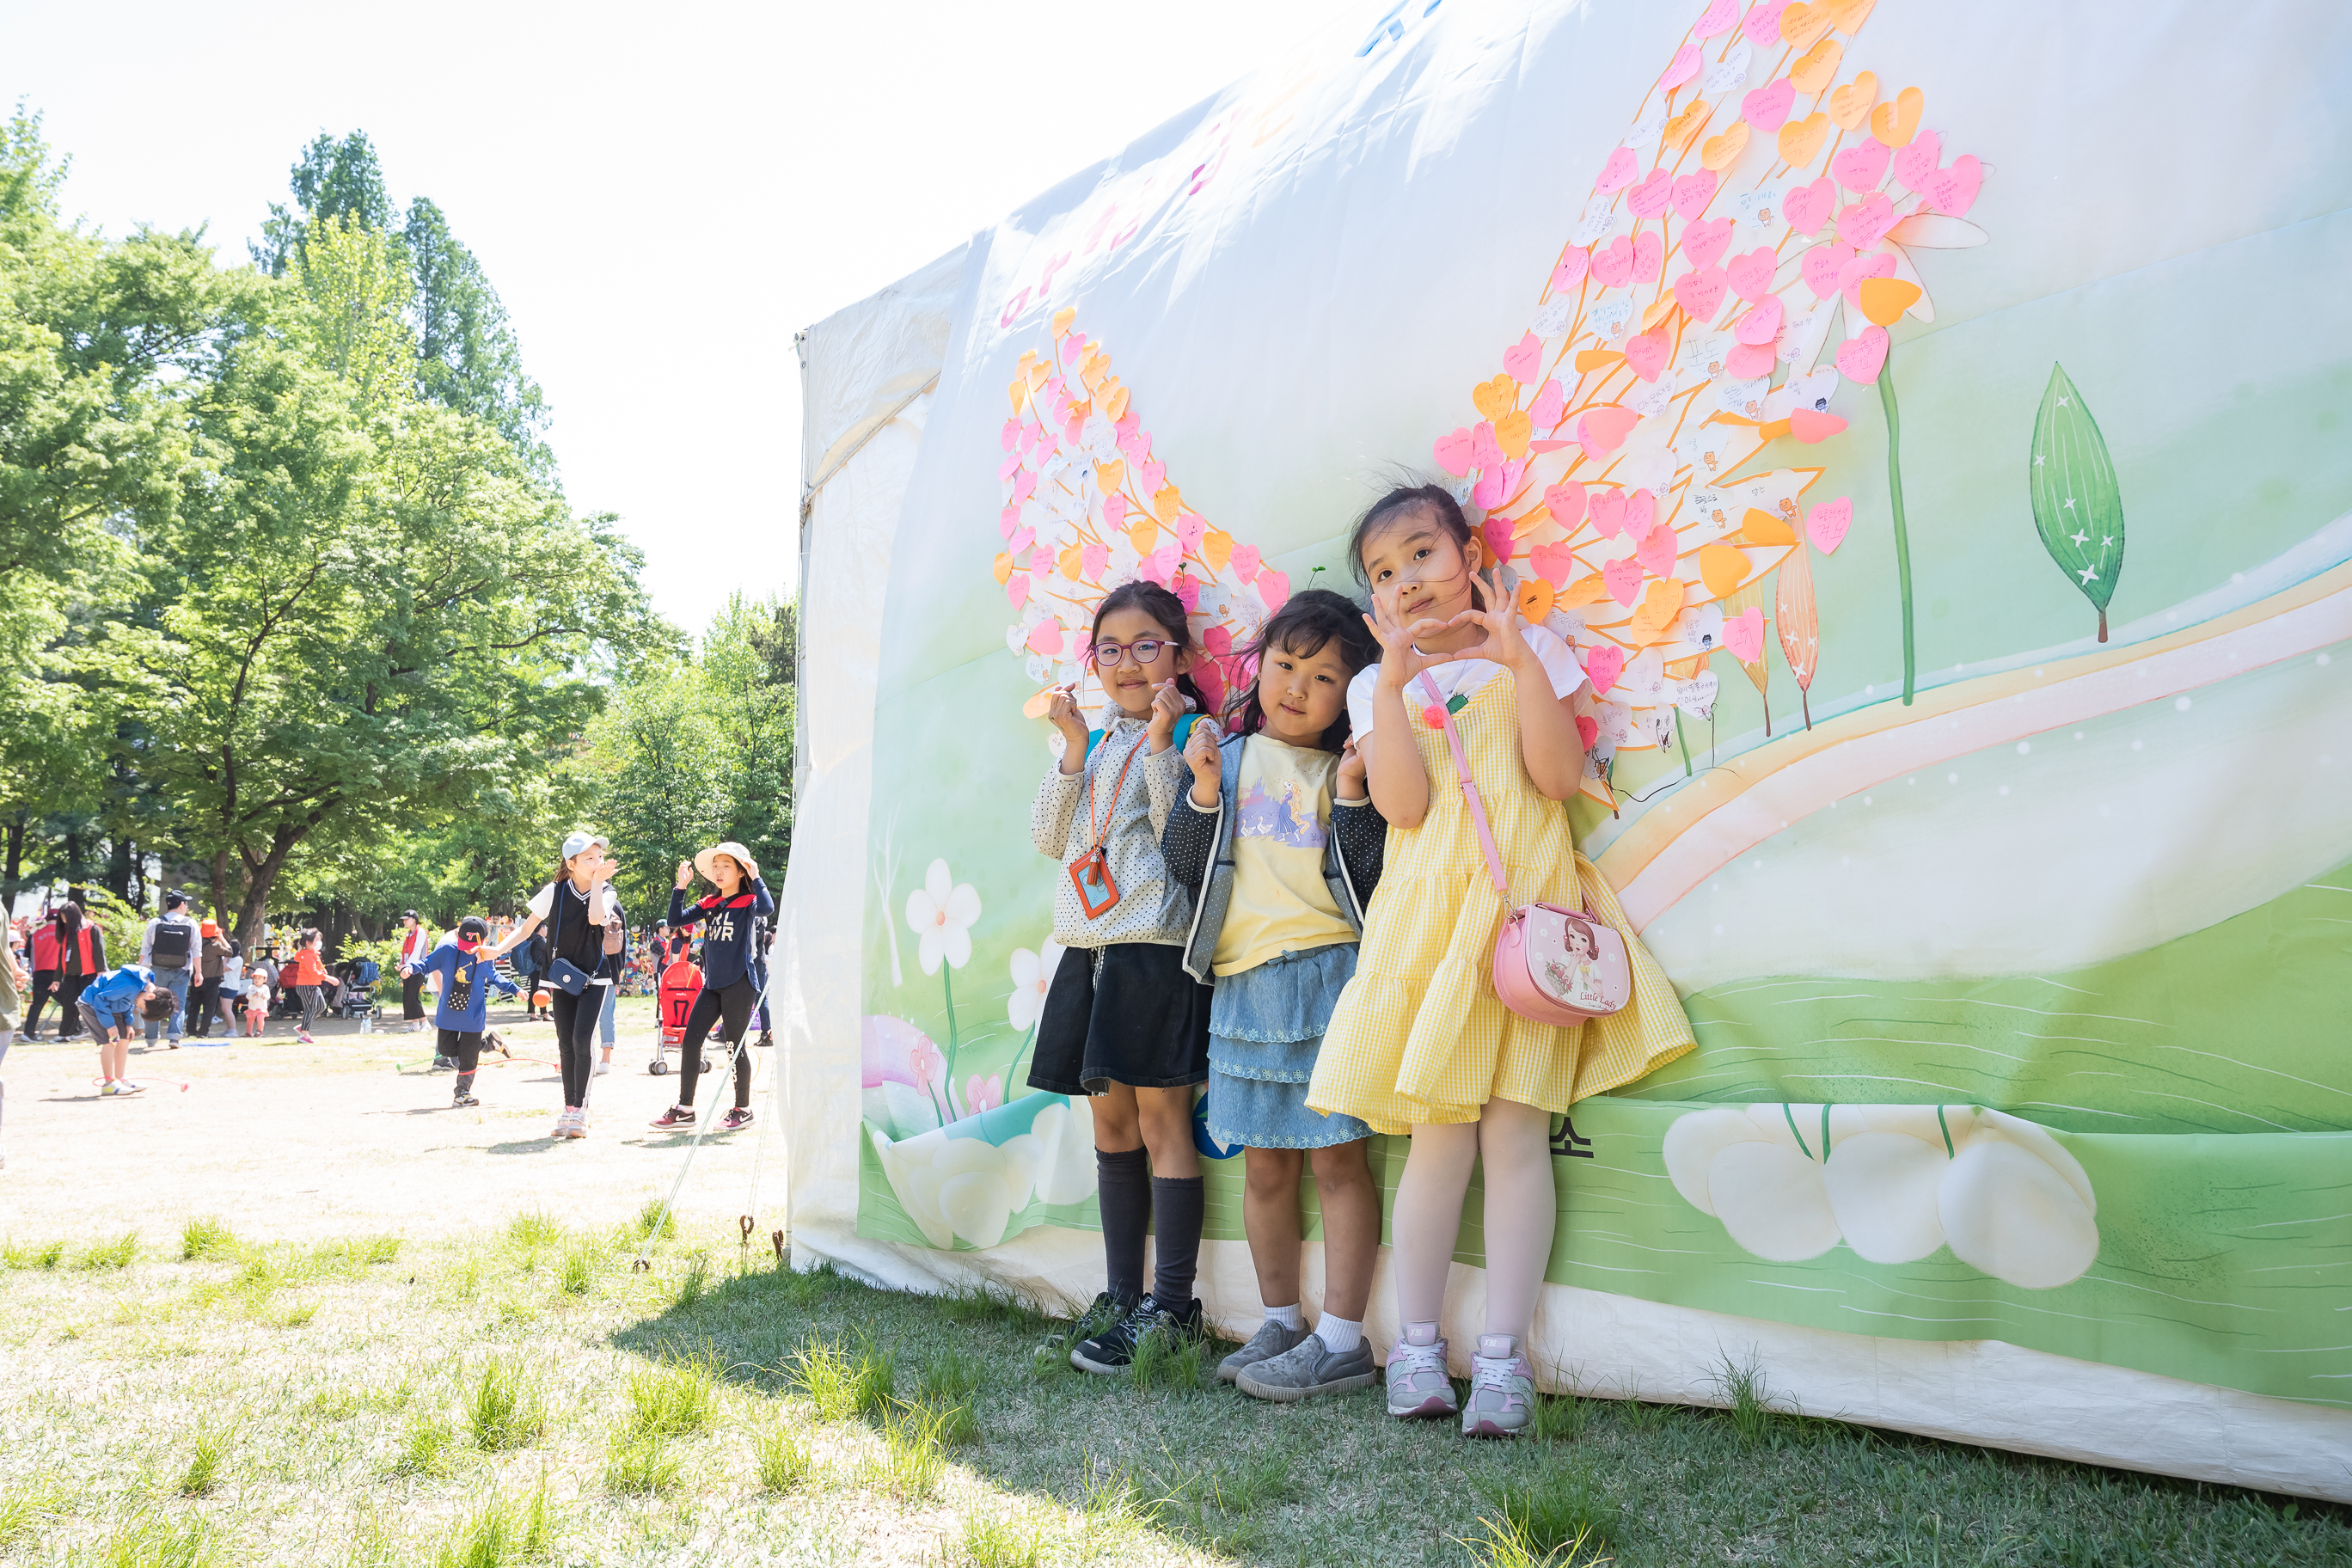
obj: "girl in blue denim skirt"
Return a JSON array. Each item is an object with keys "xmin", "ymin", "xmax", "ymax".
[{"xmin": 1162, "ymin": 589, "xmax": 1387, "ymax": 1404}]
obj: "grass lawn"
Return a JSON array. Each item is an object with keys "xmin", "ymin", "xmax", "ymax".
[{"xmin": 1, "ymin": 1214, "xmax": 2344, "ymax": 1567}]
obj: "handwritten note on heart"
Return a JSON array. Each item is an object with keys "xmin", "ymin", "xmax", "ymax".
[
  {"xmin": 1831, "ymin": 138, "xmax": 1890, "ymax": 192},
  {"xmin": 1694, "ymin": 0, "xmax": 1739, "ymax": 37},
  {"xmin": 1838, "ymin": 248, "xmax": 1896, "ymax": 307},
  {"xmin": 1542, "ymin": 481, "xmax": 1588, "ymax": 532},
  {"xmin": 1743, "ymin": 0, "xmax": 1792, "ymax": 46},
  {"xmin": 1838, "ymin": 193, "xmax": 1896, "ymax": 249},
  {"xmin": 1473, "ymin": 375, "xmax": 1517, "ymax": 423},
  {"xmin": 1625, "ymin": 328, "xmax": 1672, "ymax": 383},
  {"xmin": 1596, "ymin": 146, "xmax": 1638, "ymax": 193},
  {"xmin": 1627, "ymin": 167, "xmax": 1675, "ymax": 221},
  {"xmin": 1230, "ymin": 543, "xmax": 1261, "ymax": 583},
  {"xmin": 1529, "ymin": 541, "xmax": 1577, "ymax": 586},
  {"xmin": 1094, "ymin": 459, "xmax": 1125, "ymax": 495},
  {"xmin": 1827, "ymin": 70, "xmax": 1877, "ymax": 130},
  {"xmin": 1724, "ymin": 605, "xmax": 1767, "ymax": 663},
  {"xmin": 1636, "ymin": 523, "xmax": 1680, "ymax": 577},
  {"xmin": 1662, "ymin": 42, "xmax": 1703, "ymax": 90},
  {"xmin": 1726, "ymin": 247, "xmax": 1778, "ymax": 301},
  {"xmin": 1503, "ymin": 332, "xmax": 1543, "ymax": 383},
  {"xmin": 1835, "ymin": 327, "xmax": 1890, "ymax": 383},
  {"xmin": 1742, "ymin": 78, "xmax": 1796, "ymax": 133},
  {"xmin": 1672, "ymin": 266, "xmax": 1730, "ymax": 322},
  {"xmin": 1590, "ymin": 236, "xmax": 1637, "ymax": 288},
  {"xmin": 1603, "ymin": 556, "xmax": 1645, "ymax": 607},
  {"xmin": 1784, "ymin": 178, "xmax": 1837, "ymax": 236},
  {"xmin": 1735, "ymin": 294, "xmax": 1785, "ymax": 345},
  {"xmin": 1006, "ymin": 573, "xmax": 1032, "ymax": 611},
  {"xmin": 1632, "ymin": 230, "xmax": 1664, "ymax": 283},
  {"xmin": 1663, "ymin": 98, "xmax": 1712, "ymax": 152},
  {"xmin": 1701, "ymin": 122, "xmax": 1751, "ymax": 172},
  {"xmin": 1434, "ymin": 428, "xmax": 1474, "ymax": 476},
  {"xmin": 1481, "ymin": 518, "xmax": 1516, "ymax": 562},
  {"xmin": 1588, "ymin": 488, "xmax": 1626, "ymax": 539},
  {"xmin": 1681, "ymin": 217, "xmax": 1735, "ymax": 271},
  {"xmin": 1789, "ymin": 34, "xmax": 1843, "ymax": 93},
  {"xmin": 1579, "ymin": 405, "xmax": 1639, "ymax": 458},
  {"xmin": 1727, "ymin": 340, "xmax": 1778, "ymax": 378},
  {"xmin": 1891, "ymin": 128, "xmax": 1941, "ymax": 191},
  {"xmin": 1670, "ymin": 169, "xmax": 1718, "ymax": 221},
  {"xmin": 1551, "ymin": 248, "xmax": 1589, "ymax": 292},
  {"xmin": 1777, "ymin": 112, "xmax": 1828, "ymax": 169},
  {"xmin": 1494, "ymin": 410, "xmax": 1534, "ymax": 459},
  {"xmin": 1926, "ymin": 154, "xmax": 1982, "ymax": 217},
  {"xmin": 1583, "ymin": 642, "xmax": 1626, "ymax": 695},
  {"xmin": 1807, "ymin": 497, "xmax": 1853, "ymax": 553},
  {"xmin": 1871, "ymin": 84, "xmax": 1923, "ymax": 147},
  {"xmin": 1625, "ymin": 488, "xmax": 1657, "ymax": 534},
  {"xmin": 1529, "ymin": 378, "xmax": 1565, "ymax": 434},
  {"xmin": 1634, "ymin": 577, "xmax": 1689, "ymax": 640}
]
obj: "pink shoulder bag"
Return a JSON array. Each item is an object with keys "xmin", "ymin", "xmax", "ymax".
[{"xmin": 1417, "ymin": 672, "xmax": 1630, "ymax": 1023}]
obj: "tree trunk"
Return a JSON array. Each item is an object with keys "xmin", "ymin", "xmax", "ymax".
[
  {"xmin": 234, "ymin": 824, "xmax": 307, "ymax": 948},
  {"xmin": 106, "ymin": 836, "xmax": 135, "ymax": 906},
  {"xmin": 2, "ymin": 811, "xmax": 24, "ymax": 911}
]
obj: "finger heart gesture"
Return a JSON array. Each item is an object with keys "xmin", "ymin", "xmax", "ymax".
[
  {"xmin": 1443, "ymin": 567, "xmax": 1537, "ymax": 671},
  {"xmin": 1363, "ymin": 596, "xmax": 1459, "ymax": 689}
]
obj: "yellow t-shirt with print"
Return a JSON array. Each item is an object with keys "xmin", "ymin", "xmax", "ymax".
[{"xmin": 1210, "ymin": 735, "xmax": 1357, "ymax": 977}]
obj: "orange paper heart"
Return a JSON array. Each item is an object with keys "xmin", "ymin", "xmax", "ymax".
[
  {"xmin": 1051, "ymin": 307, "xmax": 1076, "ymax": 339},
  {"xmin": 1777, "ymin": 112, "xmax": 1829, "ymax": 169},
  {"xmin": 1066, "ymin": 400, "xmax": 1092, "ymax": 425},
  {"xmin": 1779, "ymin": 0, "xmax": 1838, "ymax": 51},
  {"xmin": 1663, "ymin": 99, "xmax": 1711, "ymax": 151},
  {"xmin": 1858, "ymin": 277, "xmax": 1923, "ymax": 327},
  {"xmin": 1105, "ymin": 384, "xmax": 1130, "ymax": 421},
  {"xmin": 1632, "ymin": 577, "xmax": 1688, "ymax": 640},
  {"xmin": 1201, "ymin": 529, "xmax": 1234, "ymax": 572},
  {"xmin": 1022, "ymin": 686, "xmax": 1061, "ymax": 720},
  {"xmin": 1871, "ymin": 85, "xmax": 1923, "ymax": 147},
  {"xmin": 1516, "ymin": 577, "xmax": 1556, "ymax": 622},
  {"xmin": 1562, "ymin": 573, "xmax": 1612, "ymax": 608},
  {"xmin": 1640, "ymin": 296, "xmax": 1681, "ymax": 333},
  {"xmin": 1789, "ymin": 36, "xmax": 1843, "ymax": 95},
  {"xmin": 1741, "ymin": 506, "xmax": 1798, "ymax": 546},
  {"xmin": 1698, "ymin": 542, "xmax": 1749, "ymax": 599},
  {"xmin": 1826, "ymin": 70, "xmax": 1877, "ymax": 130},
  {"xmin": 1153, "ymin": 484, "xmax": 1182, "ymax": 524},
  {"xmin": 1058, "ymin": 546, "xmax": 1084, "ymax": 582},
  {"xmin": 1494, "ymin": 410, "xmax": 1533, "ymax": 460},
  {"xmin": 1574, "ymin": 348, "xmax": 1626, "ymax": 373},
  {"xmin": 1008, "ymin": 378, "xmax": 1029, "ymax": 413},
  {"xmin": 994, "ymin": 552, "xmax": 1014, "ymax": 586},
  {"xmin": 1094, "ymin": 459, "xmax": 1125, "ymax": 495},
  {"xmin": 1700, "ymin": 121, "xmax": 1751, "ymax": 172},
  {"xmin": 1130, "ymin": 519, "xmax": 1159, "ymax": 554},
  {"xmin": 1472, "ymin": 373, "xmax": 1518, "ymax": 421},
  {"xmin": 1831, "ymin": 0, "xmax": 1877, "ymax": 33},
  {"xmin": 1512, "ymin": 504, "xmax": 1553, "ymax": 537}
]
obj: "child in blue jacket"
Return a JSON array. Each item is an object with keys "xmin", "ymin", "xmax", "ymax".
[
  {"xmin": 402, "ymin": 917, "xmax": 518, "ymax": 1108},
  {"xmin": 78, "ymin": 965, "xmax": 175, "ymax": 1096}
]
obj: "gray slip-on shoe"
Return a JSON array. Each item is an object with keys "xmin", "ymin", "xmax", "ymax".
[
  {"xmin": 1216, "ymin": 1319, "xmax": 1304, "ymax": 1384},
  {"xmin": 1236, "ymin": 1333, "xmax": 1380, "ymax": 1403}
]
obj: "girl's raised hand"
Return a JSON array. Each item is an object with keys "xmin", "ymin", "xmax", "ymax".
[
  {"xmin": 1183, "ymin": 714, "xmax": 1222, "ymax": 793},
  {"xmin": 1042, "ymin": 683, "xmax": 1088, "ymax": 742},
  {"xmin": 1444, "ymin": 567, "xmax": 1539, "ymax": 671},
  {"xmin": 675, "ymin": 859, "xmax": 694, "ymax": 891},
  {"xmin": 1146, "ymin": 679, "xmax": 1187, "ymax": 750},
  {"xmin": 1363, "ymin": 593, "xmax": 1452, "ymax": 692}
]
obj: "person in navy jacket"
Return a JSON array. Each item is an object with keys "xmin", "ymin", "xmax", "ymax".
[
  {"xmin": 402, "ymin": 916, "xmax": 518, "ymax": 1109},
  {"xmin": 650, "ymin": 841, "xmax": 773, "ymax": 1133}
]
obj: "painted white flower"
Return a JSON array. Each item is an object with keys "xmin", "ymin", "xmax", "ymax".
[
  {"xmin": 867, "ymin": 1094, "xmax": 1099, "ymax": 1251},
  {"xmin": 1007, "ymin": 938, "xmax": 1066, "ymax": 1032},
  {"xmin": 904, "ymin": 859, "xmax": 981, "ymax": 976},
  {"xmin": 1663, "ymin": 1102, "xmax": 2099, "ymax": 1289}
]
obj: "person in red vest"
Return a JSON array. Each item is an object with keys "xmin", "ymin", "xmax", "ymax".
[
  {"xmin": 49, "ymin": 901, "xmax": 104, "ymax": 1043},
  {"xmin": 23, "ymin": 910, "xmax": 59, "ymax": 1042}
]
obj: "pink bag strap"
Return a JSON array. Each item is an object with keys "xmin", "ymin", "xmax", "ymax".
[{"xmin": 1418, "ymin": 672, "xmax": 1511, "ymax": 898}]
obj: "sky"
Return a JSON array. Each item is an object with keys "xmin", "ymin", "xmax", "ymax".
[{"xmin": 3, "ymin": 0, "xmax": 1353, "ymax": 637}]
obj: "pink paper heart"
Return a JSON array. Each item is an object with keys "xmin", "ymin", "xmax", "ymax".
[
  {"xmin": 1204, "ymin": 624, "xmax": 1234, "ymax": 656},
  {"xmin": 1661, "ymin": 42, "xmax": 1703, "ymax": 90},
  {"xmin": 1735, "ymin": 293, "xmax": 1785, "ymax": 346},
  {"xmin": 999, "ymin": 450, "xmax": 1023, "ymax": 482},
  {"xmin": 1724, "ymin": 605, "xmax": 1766, "ymax": 663},
  {"xmin": 1801, "ymin": 241, "xmax": 1857, "ymax": 299},
  {"xmin": 1529, "ymin": 378, "xmax": 1565, "ymax": 432},
  {"xmin": 1006, "ymin": 573, "xmax": 1031, "ymax": 610},
  {"xmin": 1142, "ymin": 457, "xmax": 1167, "ymax": 491},
  {"xmin": 1082, "ymin": 542, "xmax": 1110, "ymax": 577},
  {"xmin": 1063, "ymin": 407, "xmax": 1087, "ymax": 444},
  {"xmin": 1839, "ymin": 249, "xmax": 1896, "ymax": 310},
  {"xmin": 1726, "ymin": 340, "xmax": 1778, "ymax": 377},
  {"xmin": 1625, "ymin": 327, "xmax": 1672, "ymax": 383},
  {"xmin": 1694, "ymin": 0, "xmax": 1739, "ymax": 38},
  {"xmin": 1027, "ymin": 616, "xmax": 1067, "ymax": 657},
  {"xmin": 1636, "ymin": 523, "xmax": 1679, "ymax": 578},
  {"xmin": 1000, "ymin": 505, "xmax": 1020, "ymax": 537},
  {"xmin": 1681, "ymin": 217, "xmax": 1735, "ymax": 271},
  {"xmin": 1543, "ymin": 481, "xmax": 1587, "ymax": 530},
  {"xmin": 1176, "ymin": 512, "xmax": 1208, "ymax": 549},
  {"xmin": 1576, "ymin": 714, "xmax": 1600, "ymax": 749},
  {"xmin": 1625, "ymin": 488, "xmax": 1657, "ymax": 535},
  {"xmin": 1596, "ymin": 146, "xmax": 1638, "ymax": 195},
  {"xmin": 1230, "ymin": 543, "xmax": 1261, "ymax": 583},
  {"xmin": 1472, "ymin": 457, "xmax": 1523, "ymax": 511},
  {"xmin": 1551, "ymin": 248, "xmax": 1589, "ymax": 291},
  {"xmin": 1830, "ymin": 139, "xmax": 1890, "ymax": 193},
  {"xmin": 1257, "ymin": 567, "xmax": 1290, "ymax": 613},
  {"xmin": 1433, "ymin": 427, "xmax": 1476, "ymax": 476},
  {"xmin": 1603, "ymin": 556, "xmax": 1645, "ymax": 607},
  {"xmin": 1001, "ymin": 418, "xmax": 1020, "ymax": 451},
  {"xmin": 1784, "ymin": 177, "xmax": 1837, "ymax": 236},
  {"xmin": 1669, "ymin": 169, "xmax": 1719, "ymax": 222},
  {"xmin": 1589, "ymin": 236, "xmax": 1636, "ymax": 289},
  {"xmin": 1482, "ymin": 518, "xmax": 1517, "ymax": 562},
  {"xmin": 1115, "ymin": 409, "xmax": 1139, "ymax": 440},
  {"xmin": 1026, "ymin": 543, "xmax": 1051, "ymax": 574},
  {"xmin": 1627, "ymin": 166, "xmax": 1675, "ymax": 221},
  {"xmin": 1529, "ymin": 540, "xmax": 1577, "ymax": 586},
  {"xmin": 1503, "ymin": 331, "xmax": 1543, "ymax": 383},
  {"xmin": 1742, "ymin": 77, "xmax": 1796, "ymax": 134},
  {"xmin": 1834, "ymin": 326, "xmax": 1889, "ymax": 384},
  {"xmin": 1726, "ymin": 247, "xmax": 1778, "ymax": 302},
  {"xmin": 1044, "ymin": 374, "xmax": 1067, "ymax": 397},
  {"xmin": 1145, "ymin": 541, "xmax": 1181, "ymax": 585},
  {"xmin": 1588, "ymin": 488, "xmax": 1626, "ymax": 539},
  {"xmin": 1584, "ymin": 643, "xmax": 1626, "ymax": 695},
  {"xmin": 1891, "ymin": 129, "xmax": 1942, "ymax": 193},
  {"xmin": 1807, "ymin": 497, "xmax": 1853, "ymax": 554},
  {"xmin": 1632, "ymin": 230, "xmax": 1664, "ymax": 283},
  {"xmin": 1926, "ymin": 153, "xmax": 1982, "ymax": 217},
  {"xmin": 1672, "ymin": 265, "xmax": 1730, "ymax": 322},
  {"xmin": 1579, "ymin": 405, "xmax": 1638, "ymax": 459},
  {"xmin": 1838, "ymin": 193, "xmax": 1896, "ymax": 250},
  {"xmin": 1471, "ymin": 420, "xmax": 1505, "ymax": 472},
  {"xmin": 1118, "ymin": 423, "xmax": 1148, "ymax": 460},
  {"xmin": 1103, "ymin": 493, "xmax": 1128, "ymax": 528},
  {"xmin": 1743, "ymin": 0, "xmax": 1792, "ymax": 46},
  {"xmin": 1011, "ymin": 469, "xmax": 1038, "ymax": 504}
]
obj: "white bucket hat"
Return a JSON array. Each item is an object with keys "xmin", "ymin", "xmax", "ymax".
[{"xmin": 693, "ymin": 841, "xmax": 760, "ymax": 884}]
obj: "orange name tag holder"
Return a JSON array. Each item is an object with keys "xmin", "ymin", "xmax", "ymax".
[{"xmin": 1069, "ymin": 732, "xmax": 1148, "ymax": 919}]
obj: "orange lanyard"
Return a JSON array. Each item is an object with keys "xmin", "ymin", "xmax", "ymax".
[{"xmin": 1083, "ymin": 731, "xmax": 1150, "ymax": 852}]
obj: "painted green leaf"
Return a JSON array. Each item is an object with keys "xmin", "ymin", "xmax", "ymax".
[{"xmin": 2028, "ymin": 363, "xmax": 2126, "ymax": 640}]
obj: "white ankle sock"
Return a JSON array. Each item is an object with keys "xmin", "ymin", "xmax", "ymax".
[
  {"xmin": 1314, "ymin": 1314, "xmax": 1363, "ymax": 1354},
  {"xmin": 1264, "ymin": 1302, "xmax": 1302, "ymax": 1332}
]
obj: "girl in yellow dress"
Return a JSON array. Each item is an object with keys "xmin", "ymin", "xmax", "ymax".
[{"xmin": 1306, "ymin": 484, "xmax": 1694, "ymax": 1437}]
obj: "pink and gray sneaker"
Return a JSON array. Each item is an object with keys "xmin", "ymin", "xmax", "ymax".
[
  {"xmin": 1384, "ymin": 1330, "xmax": 1457, "ymax": 1420},
  {"xmin": 1462, "ymin": 1333, "xmax": 1535, "ymax": 1437}
]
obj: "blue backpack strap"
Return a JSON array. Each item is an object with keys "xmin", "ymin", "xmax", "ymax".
[{"xmin": 1087, "ymin": 713, "xmax": 1200, "ymax": 763}]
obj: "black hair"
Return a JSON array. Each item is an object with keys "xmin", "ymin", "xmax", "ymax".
[
  {"xmin": 54, "ymin": 903, "xmax": 82, "ymax": 938},
  {"xmin": 1087, "ymin": 579, "xmax": 1207, "ymax": 715},
  {"xmin": 162, "ymin": 889, "xmax": 187, "ymax": 910},
  {"xmin": 1223, "ymin": 589, "xmax": 1380, "ymax": 751},
  {"xmin": 1347, "ymin": 481, "xmax": 1475, "ymax": 589},
  {"xmin": 141, "ymin": 991, "xmax": 177, "ymax": 1021}
]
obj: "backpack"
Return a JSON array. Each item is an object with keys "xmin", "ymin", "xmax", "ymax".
[{"xmin": 150, "ymin": 920, "xmax": 194, "ymax": 970}]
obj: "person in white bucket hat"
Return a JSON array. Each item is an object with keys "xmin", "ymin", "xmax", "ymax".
[
  {"xmin": 490, "ymin": 830, "xmax": 628, "ymax": 1140},
  {"xmin": 650, "ymin": 841, "xmax": 773, "ymax": 1133}
]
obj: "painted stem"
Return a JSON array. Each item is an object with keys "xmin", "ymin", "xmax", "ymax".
[
  {"xmin": 1677, "ymin": 720, "xmax": 1694, "ymax": 777},
  {"xmin": 940, "ymin": 965, "xmax": 961, "ymax": 1120},
  {"xmin": 1878, "ymin": 346, "xmax": 1917, "ymax": 705}
]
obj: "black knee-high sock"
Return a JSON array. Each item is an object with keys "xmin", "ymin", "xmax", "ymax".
[
  {"xmin": 454, "ymin": 1070, "xmax": 475, "ymax": 1097},
  {"xmin": 1095, "ymin": 1148, "xmax": 1153, "ymax": 1308},
  {"xmin": 1150, "ymin": 1175, "xmax": 1206, "ymax": 1309}
]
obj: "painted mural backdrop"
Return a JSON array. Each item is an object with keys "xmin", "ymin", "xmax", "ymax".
[{"xmin": 856, "ymin": 0, "xmax": 2351, "ymax": 1415}]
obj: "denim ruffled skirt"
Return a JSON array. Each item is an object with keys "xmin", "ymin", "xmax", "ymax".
[{"xmin": 1203, "ymin": 942, "xmax": 1372, "ymax": 1151}]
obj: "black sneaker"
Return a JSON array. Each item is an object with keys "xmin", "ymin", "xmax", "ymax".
[
  {"xmin": 1069, "ymin": 1292, "xmax": 1204, "ymax": 1375},
  {"xmin": 430, "ymin": 1056, "xmax": 454, "ymax": 1072},
  {"xmin": 452, "ymin": 1093, "xmax": 480, "ymax": 1108}
]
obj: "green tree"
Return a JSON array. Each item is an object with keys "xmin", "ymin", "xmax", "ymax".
[
  {"xmin": 403, "ymin": 197, "xmax": 550, "ymax": 473},
  {"xmin": 249, "ymin": 129, "xmax": 394, "ymax": 276}
]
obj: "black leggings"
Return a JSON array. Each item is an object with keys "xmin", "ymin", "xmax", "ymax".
[
  {"xmin": 54, "ymin": 974, "xmax": 90, "ymax": 1038},
  {"xmin": 678, "ymin": 976, "xmax": 756, "ymax": 1110},
  {"xmin": 190, "ymin": 979, "xmax": 218, "ymax": 1035},
  {"xmin": 402, "ymin": 973, "xmax": 427, "ymax": 1020},
  {"xmin": 438, "ymin": 1028, "xmax": 482, "ymax": 1093},
  {"xmin": 548, "ymin": 985, "xmax": 608, "ymax": 1109},
  {"xmin": 26, "ymin": 971, "xmax": 57, "ymax": 1035}
]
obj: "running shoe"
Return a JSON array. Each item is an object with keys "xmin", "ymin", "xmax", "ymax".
[
  {"xmin": 549, "ymin": 1109, "xmax": 574, "ymax": 1138},
  {"xmin": 719, "ymin": 1106, "xmax": 753, "ymax": 1131},
  {"xmin": 1069, "ymin": 1292, "xmax": 1204, "ymax": 1375},
  {"xmin": 648, "ymin": 1106, "xmax": 696, "ymax": 1130},
  {"xmin": 116, "ymin": 1081, "xmax": 146, "ymax": 1095},
  {"xmin": 297, "ymin": 1030, "xmax": 315, "ymax": 1044},
  {"xmin": 756, "ymin": 1032, "xmax": 775, "ymax": 1049},
  {"xmin": 595, "ymin": 1060, "xmax": 610, "ymax": 1075},
  {"xmin": 1384, "ymin": 1332, "xmax": 1458, "ymax": 1420},
  {"xmin": 430, "ymin": 1056, "xmax": 454, "ymax": 1072},
  {"xmin": 1461, "ymin": 1335, "xmax": 1535, "ymax": 1438},
  {"xmin": 452, "ymin": 1093, "xmax": 481, "ymax": 1109},
  {"xmin": 564, "ymin": 1112, "xmax": 589, "ymax": 1140},
  {"xmin": 1216, "ymin": 1319, "xmax": 1303, "ymax": 1384}
]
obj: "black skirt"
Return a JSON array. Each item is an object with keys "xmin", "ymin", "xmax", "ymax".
[{"xmin": 1027, "ymin": 942, "xmax": 1212, "ymax": 1096}]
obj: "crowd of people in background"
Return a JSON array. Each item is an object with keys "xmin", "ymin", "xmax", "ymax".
[{"xmin": 0, "ymin": 830, "xmax": 777, "ymax": 1153}]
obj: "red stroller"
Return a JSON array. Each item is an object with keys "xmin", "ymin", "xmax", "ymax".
[{"xmin": 652, "ymin": 956, "xmax": 707, "ymax": 1076}]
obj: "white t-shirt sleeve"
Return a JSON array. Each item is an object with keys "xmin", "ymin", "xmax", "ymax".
[
  {"xmin": 1347, "ymin": 665, "xmax": 1382, "ymax": 738},
  {"xmin": 526, "ymin": 882, "xmax": 554, "ymax": 921},
  {"xmin": 1523, "ymin": 624, "xmax": 1589, "ymax": 701}
]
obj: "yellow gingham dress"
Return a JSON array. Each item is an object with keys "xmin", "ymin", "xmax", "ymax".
[{"xmin": 1306, "ymin": 671, "xmax": 1694, "ymax": 1133}]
